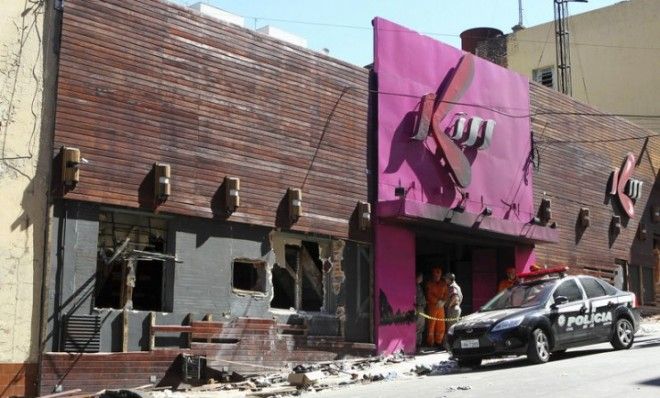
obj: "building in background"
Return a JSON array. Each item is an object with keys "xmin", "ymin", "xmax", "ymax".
[
  {"xmin": 475, "ymin": 0, "xmax": 660, "ymax": 134},
  {"xmin": 0, "ymin": 1, "xmax": 58, "ymax": 396}
]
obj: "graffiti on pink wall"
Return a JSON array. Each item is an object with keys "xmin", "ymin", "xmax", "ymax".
[
  {"xmin": 374, "ymin": 17, "xmax": 533, "ymax": 223},
  {"xmin": 374, "ymin": 223, "xmax": 416, "ymax": 353}
]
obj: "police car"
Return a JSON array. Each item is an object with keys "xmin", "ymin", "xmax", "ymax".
[{"xmin": 446, "ymin": 266, "xmax": 640, "ymax": 367}]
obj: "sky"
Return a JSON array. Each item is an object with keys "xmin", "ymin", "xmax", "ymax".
[{"xmin": 174, "ymin": 0, "xmax": 625, "ymax": 66}]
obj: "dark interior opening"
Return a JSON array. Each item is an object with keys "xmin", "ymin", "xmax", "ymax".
[
  {"xmin": 271, "ymin": 245, "xmax": 299, "ymax": 309},
  {"xmin": 301, "ymin": 241, "xmax": 323, "ymax": 311},
  {"xmin": 232, "ymin": 260, "xmax": 266, "ymax": 293},
  {"xmin": 95, "ymin": 260, "xmax": 122, "ymax": 309},
  {"xmin": 415, "ymin": 234, "xmax": 516, "ymax": 314},
  {"xmin": 133, "ymin": 260, "xmax": 164, "ymax": 311},
  {"xmin": 272, "ymin": 242, "xmax": 324, "ymax": 311}
]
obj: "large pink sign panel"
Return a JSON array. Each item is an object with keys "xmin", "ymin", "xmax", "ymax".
[{"xmin": 374, "ymin": 17, "xmax": 534, "ymax": 222}]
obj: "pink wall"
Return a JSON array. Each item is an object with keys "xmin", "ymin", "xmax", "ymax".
[
  {"xmin": 472, "ymin": 249, "xmax": 498, "ymax": 310},
  {"xmin": 515, "ymin": 245, "xmax": 537, "ymax": 274},
  {"xmin": 374, "ymin": 17, "xmax": 533, "ymax": 222},
  {"xmin": 374, "ymin": 223, "xmax": 416, "ymax": 354},
  {"xmin": 372, "ymin": 18, "xmax": 539, "ymax": 354}
]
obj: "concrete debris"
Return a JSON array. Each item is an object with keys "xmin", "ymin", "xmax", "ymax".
[
  {"xmin": 80, "ymin": 350, "xmax": 463, "ymax": 397},
  {"xmin": 100, "ymin": 390, "xmax": 151, "ymax": 398},
  {"xmin": 414, "ymin": 360, "xmax": 456, "ymax": 376},
  {"xmin": 287, "ymin": 371, "xmax": 324, "ymax": 386},
  {"xmin": 446, "ymin": 385, "xmax": 472, "ymax": 391}
]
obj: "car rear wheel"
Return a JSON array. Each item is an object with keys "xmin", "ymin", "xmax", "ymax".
[
  {"xmin": 611, "ymin": 318, "xmax": 634, "ymax": 350},
  {"xmin": 527, "ymin": 328, "xmax": 550, "ymax": 364},
  {"xmin": 456, "ymin": 357, "xmax": 482, "ymax": 368}
]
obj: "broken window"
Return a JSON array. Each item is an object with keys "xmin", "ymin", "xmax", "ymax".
[
  {"xmin": 271, "ymin": 242, "xmax": 324, "ymax": 311},
  {"xmin": 95, "ymin": 210, "xmax": 175, "ymax": 312},
  {"xmin": 232, "ymin": 259, "xmax": 267, "ymax": 294}
]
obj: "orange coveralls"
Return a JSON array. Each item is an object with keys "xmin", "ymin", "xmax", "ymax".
[
  {"xmin": 498, "ymin": 278, "xmax": 515, "ymax": 292},
  {"xmin": 425, "ymin": 280, "xmax": 449, "ymax": 346}
]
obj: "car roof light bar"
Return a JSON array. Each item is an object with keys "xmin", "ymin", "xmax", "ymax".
[{"xmin": 517, "ymin": 265, "xmax": 569, "ymax": 282}]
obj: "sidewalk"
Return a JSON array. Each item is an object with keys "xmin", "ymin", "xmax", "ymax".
[{"xmin": 110, "ymin": 318, "xmax": 660, "ymax": 398}]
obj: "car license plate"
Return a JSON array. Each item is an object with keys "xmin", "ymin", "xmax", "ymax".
[{"xmin": 460, "ymin": 339, "xmax": 479, "ymax": 349}]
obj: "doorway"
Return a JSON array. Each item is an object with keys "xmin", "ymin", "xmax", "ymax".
[{"xmin": 415, "ymin": 234, "xmax": 516, "ymax": 314}]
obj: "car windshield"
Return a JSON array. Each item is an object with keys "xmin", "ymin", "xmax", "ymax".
[{"xmin": 481, "ymin": 280, "xmax": 555, "ymax": 311}]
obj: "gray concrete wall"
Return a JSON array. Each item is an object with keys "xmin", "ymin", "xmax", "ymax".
[{"xmin": 44, "ymin": 200, "xmax": 372, "ymax": 352}]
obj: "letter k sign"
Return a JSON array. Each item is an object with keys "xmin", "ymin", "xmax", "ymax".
[{"xmin": 411, "ymin": 54, "xmax": 475, "ymax": 188}]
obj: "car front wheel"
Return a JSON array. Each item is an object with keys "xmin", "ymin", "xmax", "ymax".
[
  {"xmin": 527, "ymin": 328, "xmax": 550, "ymax": 364},
  {"xmin": 611, "ymin": 318, "xmax": 634, "ymax": 350}
]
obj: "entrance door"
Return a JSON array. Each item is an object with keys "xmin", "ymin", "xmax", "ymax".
[{"xmin": 472, "ymin": 249, "xmax": 497, "ymax": 310}]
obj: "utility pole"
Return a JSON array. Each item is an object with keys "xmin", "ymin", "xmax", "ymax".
[
  {"xmin": 554, "ymin": 0, "xmax": 587, "ymax": 96},
  {"xmin": 512, "ymin": 0, "xmax": 525, "ymax": 32}
]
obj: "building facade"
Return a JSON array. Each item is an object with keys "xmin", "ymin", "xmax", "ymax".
[
  {"xmin": 0, "ymin": 1, "xmax": 59, "ymax": 396},
  {"xmin": 488, "ymin": 0, "xmax": 660, "ymax": 134},
  {"xmin": 372, "ymin": 18, "xmax": 658, "ymax": 354},
  {"xmin": 470, "ymin": 0, "xmax": 660, "ymax": 311},
  {"xmin": 0, "ymin": 0, "xmax": 655, "ymax": 395},
  {"xmin": 39, "ymin": 0, "xmax": 372, "ymax": 394}
]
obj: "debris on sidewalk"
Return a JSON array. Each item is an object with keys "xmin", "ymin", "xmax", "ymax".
[
  {"xmin": 59, "ymin": 351, "xmax": 458, "ymax": 398},
  {"xmin": 287, "ymin": 370, "xmax": 324, "ymax": 386}
]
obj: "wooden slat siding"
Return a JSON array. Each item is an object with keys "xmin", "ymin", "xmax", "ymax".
[
  {"xmin": 530, "ymin": 82, "xmax": 659, "ymax": 274},
  {"xmin": 54, "ymin": 0, "xmax": 369, "ymax": 238}
]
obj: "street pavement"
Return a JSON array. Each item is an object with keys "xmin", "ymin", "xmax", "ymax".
[{"xmin": 311, "ymin": 324, "xmax": 660, "ymax": 398}]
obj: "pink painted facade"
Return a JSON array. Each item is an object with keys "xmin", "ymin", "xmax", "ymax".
[
  {"xmin": 374, "ymin": 17, "xmax": 533, "ymax": 219},
  {"xmin": 373, "ymin": 18, "xmax": 544, "ymax": 353}
]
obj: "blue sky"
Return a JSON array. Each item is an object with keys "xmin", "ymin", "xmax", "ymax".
[{"xmin": 174, "ymin": 0, "xmax": 624, "ymax": 66}]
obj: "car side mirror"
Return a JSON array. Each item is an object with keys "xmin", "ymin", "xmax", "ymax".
[{"xmin": 552, "ymin": 295, "xmax": 569, "ymax": 308}]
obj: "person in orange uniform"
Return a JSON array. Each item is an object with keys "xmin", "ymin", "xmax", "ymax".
[
  {"xmin": 425, "ymin": 266, "xmax": 449, "ymax": 347},
  {"xmin": 498, "ymin": 267, "xmax": 517, "ymax": 292}
]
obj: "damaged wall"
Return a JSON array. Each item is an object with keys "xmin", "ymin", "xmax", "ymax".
[{"xmin": 45, "ymin": 201, "xmax": 372, "ymax": 354}]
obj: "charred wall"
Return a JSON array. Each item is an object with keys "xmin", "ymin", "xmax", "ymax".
[
  {"xmin": 53, "ymin": 0, "xmax": 370, "ymax": 239},
  {"xmin": 530, "ymin": 82, "xmax": 659, "ymax": 285},
  {"xmin": 44, "ymin": 200, "xmax": 372, "ymax": 355}
]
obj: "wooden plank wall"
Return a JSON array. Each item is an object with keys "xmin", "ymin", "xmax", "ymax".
[
  {"xmin": 54, "ymin": 0, "xmax": 369, "ymax": 239},
  {"xmin": 530, "ymin": 82, "xmax": 659, "ymax": 272}
]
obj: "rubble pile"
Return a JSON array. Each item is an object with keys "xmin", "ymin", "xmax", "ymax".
[{"xmin": 75, "ymin": 351, "xmax": 457, "ymax": 398}]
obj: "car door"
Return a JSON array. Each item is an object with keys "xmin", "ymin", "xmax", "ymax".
[
  {"xmin": 550, "ymin": 279, "xmax": 589, "ymax": 346},
  {"xmin": 578, "ymin": 276, "xmax": 614, "ymax": 341}
]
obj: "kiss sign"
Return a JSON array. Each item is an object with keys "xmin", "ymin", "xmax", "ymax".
[
  {"xmin": 609, "ymin": 153, "xmax": 643, "ymax": 218},
  {"xmin": 411, "ymin": 54, "xmax": 495, "ymax": 188}
]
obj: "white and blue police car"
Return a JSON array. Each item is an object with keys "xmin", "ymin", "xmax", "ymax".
[{"xmin": 446, "ymin": 267, "xmax": 640, "ymax": 368}]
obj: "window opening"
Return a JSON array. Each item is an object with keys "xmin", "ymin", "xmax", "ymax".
[
  {"xmin": 95, "ymin": 210, "xmax": 175, "ymax": 312},
  {"xmin": 272, "ymin": 241, "xmax": 324, "ymax": 311},
  {"xmin": 301, "ymin": 241, "xmax": 324, "ymax": 311},
  {"xmin": 232, "ymin": 260, "xmax": 267, "ymax": 293},
  {"xmin": 533, "ymin": 66, "xmax": 554, "ymax": 88}
]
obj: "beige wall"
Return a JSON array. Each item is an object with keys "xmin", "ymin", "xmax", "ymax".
[
  {"xmin": 0, "ymin": 0, "xmax": 54, "ymax": 367},
  {"xmin": 506, "ymin": 0, "xmax": 660, "ymax": 133}
]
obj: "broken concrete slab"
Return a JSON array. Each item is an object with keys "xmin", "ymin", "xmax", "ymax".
[{"xmin": 287, "ymin": 370, "xmax": 324, "ymax": 386}]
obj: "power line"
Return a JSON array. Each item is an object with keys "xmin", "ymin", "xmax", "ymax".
[
  {"xmin": 366, "ymin": 89, "xmax": 660, "ymax": 120},
  {"xmin": 536, "ymin": 133, "xmax": 658, "ymax": 145},
  {"xmin": 241, "ymin": 15, "xmax": 660, "ymax": 52},
  {"xmin": 354, "ymin": 88, "xmax": 660, "ymax": 144}
]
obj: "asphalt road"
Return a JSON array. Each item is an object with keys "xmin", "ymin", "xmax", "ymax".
[{"xmin": 312, "ymin": 330, "xmax": 660, "ymax": 398}]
